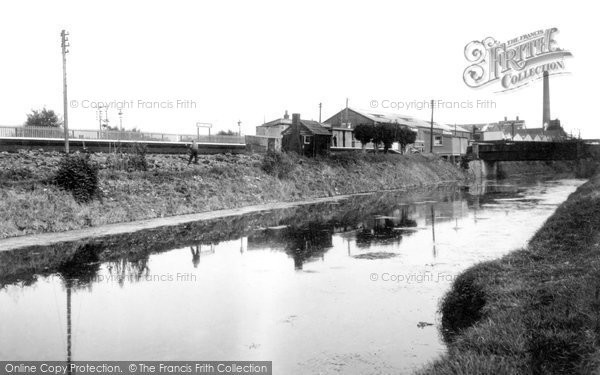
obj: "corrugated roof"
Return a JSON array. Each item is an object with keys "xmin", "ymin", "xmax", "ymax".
[{"xmin": 350, "ymin": 108, "xmax": 470, "ymax": 134}]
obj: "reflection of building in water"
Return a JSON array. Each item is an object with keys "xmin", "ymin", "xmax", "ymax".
[
  {"xmin": 190, "ymin": 244, "xmax": 215, "ymax": 268},
  {"xmin": 355, "ymin": 206, "xmax": 417, "ymax": 248},
  {"xmin": 247, "ymin": 223, "xmax": 334, "ymax": 270}
]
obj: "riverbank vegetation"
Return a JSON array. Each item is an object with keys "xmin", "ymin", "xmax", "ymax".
[
  {"xmin": 419, "ymin": 173, "xmax": 600, "ymax": 374},
  {"xmin": 0, "ymin": 150, "xmax": 469, "ymax": 239}
]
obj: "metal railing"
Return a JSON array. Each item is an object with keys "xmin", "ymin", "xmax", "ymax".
[{"xmin": 0, "ymin": 126, "xmax": 245, "ymax": 144}]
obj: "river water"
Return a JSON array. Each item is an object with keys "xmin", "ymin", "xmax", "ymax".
[{"xmin": 0, "ymin": 178, "xmax": 584, "ymax": 374}]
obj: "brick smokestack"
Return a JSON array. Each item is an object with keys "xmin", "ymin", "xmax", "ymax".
[
  {"xmin": 543, "ymin": 71, "xmax": 550, "ymax": 128},
  {"xmin": 292, "ymin": 113, "xmax": 300, "ymax": 126}
]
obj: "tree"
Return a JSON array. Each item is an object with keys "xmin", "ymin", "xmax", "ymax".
[
  {"xmin": 397, "ymin": 127, "xmax": 417, "ymax": 154},
  {"xmin": 353, "ymin": 123, "xmax": 375, "ymax": 152},
  {"xmin": 373, "ymin": 124, "xmax": 397, "ymax": 153},
  {"xmin": 25, "ymin": 108, "xmax": 62, "ymax": 127},
  {"xmin": 372, "ymin": 124, "xmax": 418, "ymax": 154},
  {"xmin": 217, "ymin": 129, "xmax": 236, "ymax": 136}
]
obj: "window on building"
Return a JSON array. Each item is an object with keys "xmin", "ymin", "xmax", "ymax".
[
  {"xmin": 434, "ymin": 135, "xmax": 443, "ymax": 146},
  {"xmin": 303, "ymin": 135, "xmax": 312, "ymax": 144}
]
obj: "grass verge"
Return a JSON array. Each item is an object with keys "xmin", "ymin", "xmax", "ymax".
[{"xmin": 0, "ymin": 151, "xmax": 470, "ymax": 239}]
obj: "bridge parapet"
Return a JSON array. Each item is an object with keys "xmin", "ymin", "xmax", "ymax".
[{"xmin": 468, "ymin": 141, "xmax": 582, "ymax": 161}]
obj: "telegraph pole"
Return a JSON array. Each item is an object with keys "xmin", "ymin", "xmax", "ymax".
[
  {"xmin": 429, "ymin": 99, "xmax": 434, "ymax": 153},
  {"xmin": 61, "ymin": 30, "xmax": 70, "ymax": 153}
]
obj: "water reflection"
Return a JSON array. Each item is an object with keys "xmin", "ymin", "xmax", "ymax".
[
  {"xmin": 248, "ymin": 223, "xmax": 334, "ymax": 270},
  {"xmin": 0, "ymin": 178, "xmax": 585, "ymax": 374},
  {"xmin": 190, "ymin": 244, "xmax": 215, "ymax": 268}
]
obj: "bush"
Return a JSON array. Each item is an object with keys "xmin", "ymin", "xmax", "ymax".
[
  {"xmin": 106, "ymin": 143, "xmax": 148, "ymax": 172},
  {"xmin": 54, "ymin": 154, "xmax": 99, "ymax": 203},
  {"xmin": 261, "ymin": 151, "xmax": 295, "ymax": 179},
  {"xmin": 129, "ymin": 143, "xmax": 148, "ymax": 171}
]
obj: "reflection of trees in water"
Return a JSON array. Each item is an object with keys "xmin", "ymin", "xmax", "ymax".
[
  {"xmin": 248, "ymin": 222, "xmax": 334, "ymax": 270},
  {"xmin": 56, "ymin": 243, "xmax": 102, "ymax": 288},
  {"xmin": 106, "ymin": 258, "xmax": 150, "ymax": 286},
  {"xmin": 355, "ymin": 207, "xmax": 418, "ymax": 248}
]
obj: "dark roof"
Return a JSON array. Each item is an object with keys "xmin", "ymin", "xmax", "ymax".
[
  {"xmin": 300, "ymin": 120, "xmax": 331, "ymax": 135},
  {"xmin": 281, "ymin": 120, "xmax": 332, "ymax": 136},
  {"xmin": 514, "ymin": 128, "xmax": 567, "ymax": 137}
]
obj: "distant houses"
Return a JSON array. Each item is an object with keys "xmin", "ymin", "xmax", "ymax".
[
  {"xmin": 247, "ymin": 108, "xmax": 571, "ymax": 158},
  {"xmin": 458, "ymin": 116, "xmax": 568, "ymax": 142}
]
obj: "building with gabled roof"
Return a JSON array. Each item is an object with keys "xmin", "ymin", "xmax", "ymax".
[
  {"xmin": 323, "ymin": 107, "xmax": 469, "ymax": 156},
  {"xmin": 256, "ymin": 110, "xmax": 293, "ymax": 138},
  {"xmin": 282, "ymin": 113, "xmax": 332, "ymax": 157}
]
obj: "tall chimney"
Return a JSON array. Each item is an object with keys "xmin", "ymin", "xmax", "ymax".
[
  {"xmin": 292, "ymin": 113, "xmax": 301, "ymax": 153},
  {"xmin": 284, "ymin": 110, "xmax": 289, "ymax": 120},
  {"xmin": 543, "ymin": 71, "xmax": 550, "ymax": 128}
]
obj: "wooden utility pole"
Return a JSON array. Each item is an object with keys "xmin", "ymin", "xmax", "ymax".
[
  {"xmin": 429, "ymin": 99, "xmax": 434, "ymax": 153},
  {"xmin": 344, "ymin": 98, "xmax": 349, "ymax": 126},
  {"xmin": 61, "ymin": 30, "xmax": 70, "ymax": 154}
]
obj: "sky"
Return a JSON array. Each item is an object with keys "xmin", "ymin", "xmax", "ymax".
[{"xmin": 0, "ymin": 0, "xmax": 597, "ymax": 138}]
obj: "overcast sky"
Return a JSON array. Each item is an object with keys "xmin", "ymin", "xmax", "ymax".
[{"xmin": 0, "ymin": 0, "xmax": 597, "ymax": 137}]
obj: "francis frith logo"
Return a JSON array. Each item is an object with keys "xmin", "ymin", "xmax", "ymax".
[{"xmin": 463, "ymin": 28, "xmax": 572, "ymax": 92}]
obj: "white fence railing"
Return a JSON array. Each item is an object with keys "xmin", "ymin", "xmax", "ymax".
[{"xmin": 0, "ymin": 126, "xmax": 245, "ymax": 144}]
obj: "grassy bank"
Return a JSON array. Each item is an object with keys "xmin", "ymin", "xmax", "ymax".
[
  {"xmin": 419, "ymin": 174, "xmax": 600, "ymax": 374},
  {"xmin": 0, "ymin": 150, "xmax": 469, "ymax": 239}
]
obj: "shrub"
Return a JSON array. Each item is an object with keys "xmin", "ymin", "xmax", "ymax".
[
  {"xmin": 261, "ymin": 151, "xmax": 295, "ymax": 179},
  {"xmin": 459, "ymin": 156, "xmax": 470, "ymax": 170},
  {"xmin": 128, "ymin": 143, "xmax": 148, "ymax": 171},
  {"xmin": 54, "ymin": 154, "xmax": 99, "ymax": 203},
  {"xmin": 106, "ymin": 143, "xmax": 148, "ymax": 172}
]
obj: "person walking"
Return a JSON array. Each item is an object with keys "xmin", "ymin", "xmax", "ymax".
[{"xmin": 188, "ymin": 140, "xmax": 199, "ymax": 165}]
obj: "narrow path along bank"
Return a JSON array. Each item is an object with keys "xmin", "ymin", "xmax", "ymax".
[
  {"xmin": 0, "ymin": 189, "xmax": 390, "ymax": 252},
  {"xmin": 418, "ymin": 173, "xmax": 600, "ymax": 375},
  {"xmin": 0, "ymin": 151, "xmax": 469, "ymax": 242}
]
